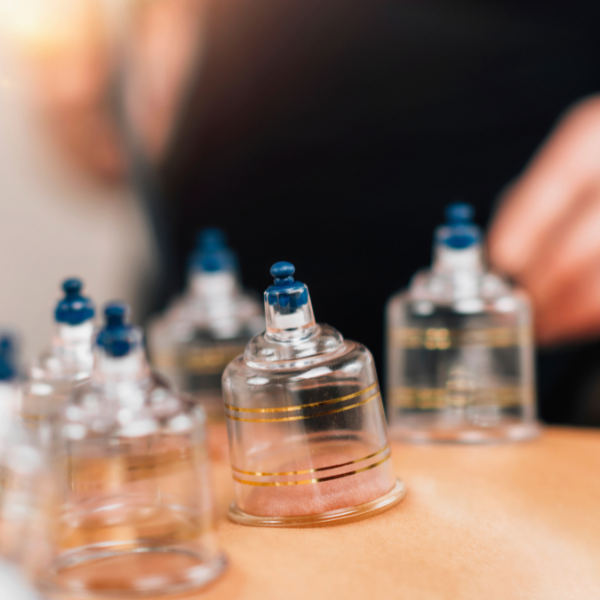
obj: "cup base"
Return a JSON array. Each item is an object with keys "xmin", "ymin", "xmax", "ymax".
[
  {"xmin": 41, "ymin": 548, "xmax": 227, "ymax": 599},
  {"xmin": 228, "ymin": 478, "xmax": 406, "ymax": 527},
  {"xmin": 390, "ymin": 420, "xmax": 541, "ymax": 444}
]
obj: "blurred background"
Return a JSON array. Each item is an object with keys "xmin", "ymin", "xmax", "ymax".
[{"xmin": 2, "ymin": 0, "xmax": 600, "ymax": 426}]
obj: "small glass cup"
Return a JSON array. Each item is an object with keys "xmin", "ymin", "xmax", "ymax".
[
  {"xmin": 148, "ymin": 229, "xmax": 263, "ymax": 459},
  {"xmin": 386, "ymin": 203, "xmax": 539, "ymax": 442},
  {"xmin": 40, "ymin": 303, "xmax": 226, "ymax": 598},
  {"xmin": 223, "ymin": 262, "xmax": 405, "ymax": 527},
  {"xmin": 22, "ymin": 278, "xmax": 95, "ymax": 426},
  {"xmin": 0, "ymin": 335, "xmax": 55, "ymax": 584}
]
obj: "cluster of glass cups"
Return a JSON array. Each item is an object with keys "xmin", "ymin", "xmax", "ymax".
[
  {"xmin": 0, "ymin": 203, "xmax": 540, "ymax": 596},
  {"xmin": 220, "ymin": 206, "xmax": 538, "ymax": 525},
  {"xmin": 0, "ymin": 280, "xmax": 226, "ymax": 599}
]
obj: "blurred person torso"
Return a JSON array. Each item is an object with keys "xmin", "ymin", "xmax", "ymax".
[{"xmin": 148, "ymin": 0, "xmax": 600, "ymax": 423}]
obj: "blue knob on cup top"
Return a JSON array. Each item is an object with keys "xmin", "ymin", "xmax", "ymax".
[
  {"xmin": 97, "ymin": 302, "xmax": 137, "ymax": 358},
  {"xmin": 55, "ymin": 278, "xmax": 95, "ymax": 326},
  {"xmin": 270, "ymin": 262, "xmax": 295, "ymax": 284},
  {"xmin": 445, "ymin": 203, "xmax": 474, "ymax": 225},
  {"xmin": 0, "ymin": 333, "xmax": 17, "ymax": 381}
]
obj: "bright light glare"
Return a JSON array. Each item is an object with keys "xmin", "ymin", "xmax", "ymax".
[
  {"xmin": 0, "ymin": 0, "xmax": 61, "ymax": 43},
  {"xmin": 0, "ymin": 0, "xmax": 108, "ymax": 50}
]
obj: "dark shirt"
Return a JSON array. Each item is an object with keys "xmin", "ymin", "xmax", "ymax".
[{"xmin": 150, "ymin": 0, "xmax": 600, "ymax": 424}]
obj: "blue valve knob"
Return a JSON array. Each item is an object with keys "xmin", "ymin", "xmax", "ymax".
[
  {"xmin": 63, "ymin": 278, "xmax": 82, "ymax": 295},
  {"xmin": 270, "ymin": 261, "xmax": 296, "ymax": 285},
  {"xmin": 445, "ymin": 203, "xmax": 474, "ymax": 225},
  {"xmin": 266, "ymin": 262, "xmax": 308, "ymax": 309},
  {"xmin": 105, "ymin": 302, "xmax": 126, "ymax": 326},
  {"xmin": 55, "ymin": 278, "xmax": 95, "ymax": 326},
  {"xmin": 96, "ymin": 302, "xmax": 137, "ymax": 358},
  {"xmin": 0, "ymin": 334, "xmax": 17, "ymax": 381},
  {"xmin": 191, "ymin": 228, "xmax": 238, "ymax": 273},
  {"xmin": 198, "ymin": 228, "xmax": 226, "ymax": 250},
  {"xmin": 438, "ymin": 202, "xmax": 480, "ymax": 250}
]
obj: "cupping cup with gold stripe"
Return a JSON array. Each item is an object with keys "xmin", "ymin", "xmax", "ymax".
[
  {"xmin": 386, "ymin": 203, "xmax": 539, "ymax": 442},
  {"xmin": 148, "ymin": 230, "xmax": 263, "ymax": 434},
  {"xmin": 222, "ymin": 262, "xmax": 405, "ymax": 527}
]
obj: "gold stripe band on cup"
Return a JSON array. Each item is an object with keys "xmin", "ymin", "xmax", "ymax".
[
  {"xmin": 392, "ymin": 326, "xmax": 532, "ymax": 350},
  {"xmin": 390, "ymin": 385, "xmax": 534, "ymax": 410},
  {"xmin": 231, "ymin": 444, "xmax": 390, "ymax": 477},
  {"xmin": 225, "ymin": 390, "xmax": 381, "ymax": 423},
  {"xmin": 232, "ymin": 453, "xmax": 391, "ymax": 487},
  {"xmin": 224, "ymin": 382, "xmax": 378, "ymax": 414},
  {"xmin": 154, "ymin": 346, "xmax": 246, "ymax": 374}
]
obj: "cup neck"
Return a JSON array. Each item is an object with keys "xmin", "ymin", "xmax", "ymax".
[
  {"xmin": 92, "ymin": 347, "xmax": 150, "ymax": 386},
  {"xmin": 433, "ymin": 242, "xmax": 484, "ymax": 274},
  {"xmin": 264, "ymin": 294, "xmax": 317, "ymax": 341},
  {"xmin": 265, "ymin": 321, "xmax": 319, "ymax": 343},
  {"xmin": 189, "ymin": 270, "xmax": 238, "ymax": 301},
  {"xmin": 0, "ymin": 381, "xmax": 20, "ymax": 430},
  {"xmin": 52, "ymin": 322, "xmax": 94, "ymax": 362}
]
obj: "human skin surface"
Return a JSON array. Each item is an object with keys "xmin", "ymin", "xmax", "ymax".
[{"xmin": 197, "ymin": 428, "xmax": 600, "ymax": 600}]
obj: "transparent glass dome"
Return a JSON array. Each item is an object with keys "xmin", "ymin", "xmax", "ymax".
[
  {"xmin": 41, "ymin": 303, "xmax": 226, "ymax": 598},
  {"xmin": 223, "ymin": 262, "xmax": 405, "ymax": 527},
  {"xmin": 0, "ymin": 335, "xmax": 55, "ymax": 583},
  {"xmin": 149, "ymin": 230, "xmax": 263, "ymax": 434},
  {"xmin": 386, "ymin": 203, "xmax": 539, "ymax": 443},
  {"xmin": 22, "ymin": 278, "xmax": 95, "ymax": 426}
]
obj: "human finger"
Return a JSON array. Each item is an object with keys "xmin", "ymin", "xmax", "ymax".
[
  {"xmin": 535, "ymin": 264, "xmax": 600, "ymax": 344},
  {"xmin": 489, "ymin": 96, "xmax": 600, "ymax": 276},
  {"xmin": 518, "ymin": 191, "xmax": 600, "ymax": 305}
]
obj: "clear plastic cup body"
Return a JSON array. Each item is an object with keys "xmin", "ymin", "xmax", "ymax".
[
  {"xmin": 22, "ymin": 322, "xmax": 94, "ymax": 426},
  {"xmin": 41, "ymin": 347, "xmax": 226, "ymax": 598},
  {"xmin": 149, "ymin": 271, "xmax": 263, "ymax": 422},
  {"xmin": 224, "ymin": 266, "xmax": 404, "ymax": 527},
  {"xmin": 386, "ymin": 243, "xmax": 538, "ymax": 443},
  {"xmin": 0, "ymin": 383, "xmax": 56, "ymax": 582}
]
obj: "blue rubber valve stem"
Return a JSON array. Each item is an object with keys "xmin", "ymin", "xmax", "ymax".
[
  {"xmin": 439, "ymin": 202, "xmax": 480, "ymax": 250},
  {"xmin": 445, "ymin": 202, "xmax": 474, "ymax": 225},
  {"xmin": 266, "ymin": 262, "xmax": 309, "ymax": 311},
  {"xmin": 193, "ymin": 228, "xmax": 237, "ymax": 273},
  {"xmin": 270, "ymin": 261, "xmax": 296, "ymax": 285},
  {"xmin": 0, "ymin": 334, "xmax": 17, "ymax": 382},
  {"xmin": 55, "ymin": 278, "xmax": 95, "ymax": 326},
  {"xmin": 198, "ymin": 228, "xmax": 227, "ymax": 251},
  {"xmin": 97, "ymin": 302, "xmax": 136, "ymax": 358}
]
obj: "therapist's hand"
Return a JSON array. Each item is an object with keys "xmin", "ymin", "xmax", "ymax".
[{"xmin": 489, "ymin": 96, "xmax": 600, "ymax": 345}]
